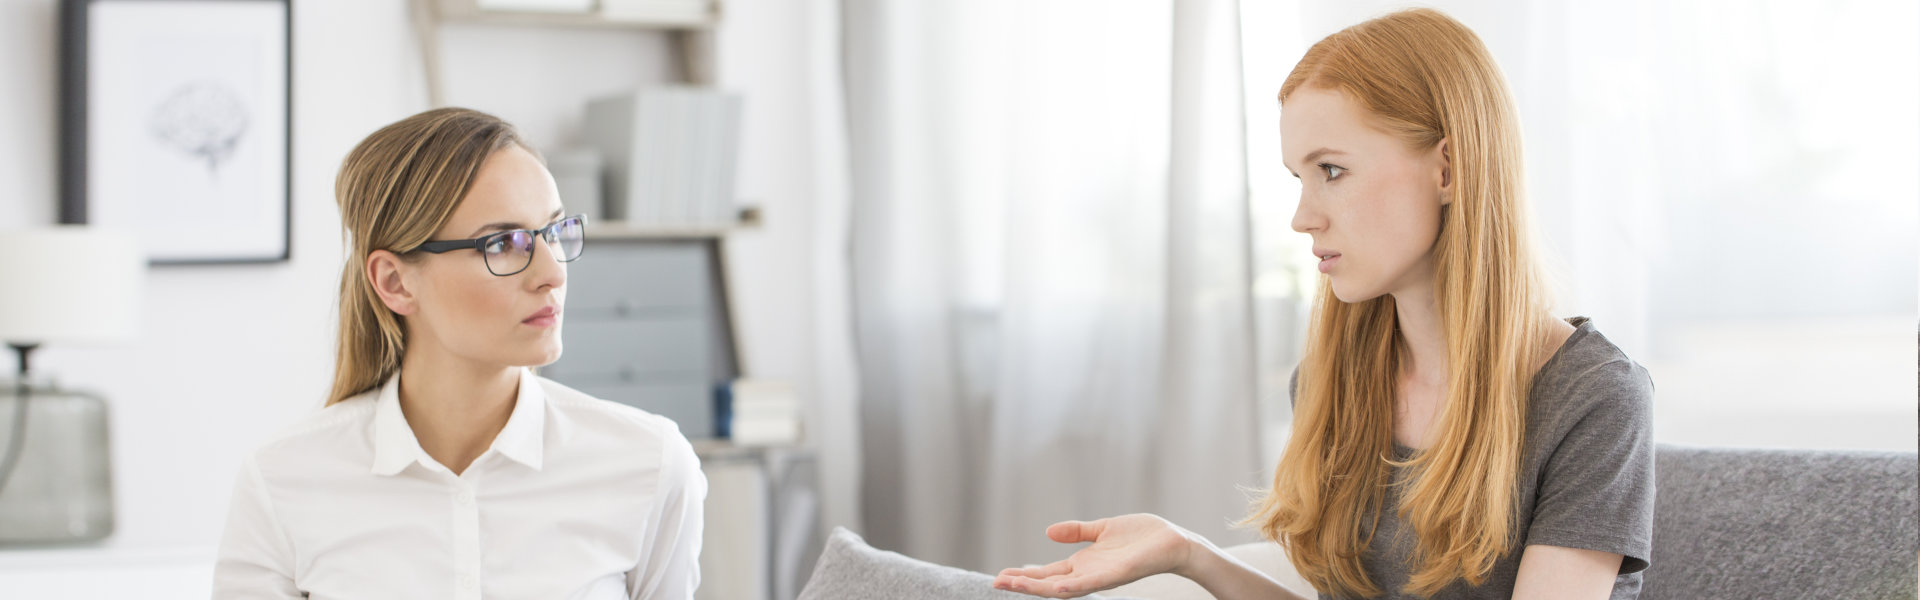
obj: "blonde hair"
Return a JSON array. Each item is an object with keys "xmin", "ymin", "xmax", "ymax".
[
  {"xmin": 1245, "ymin": 9, "xmax": 1558, "ymax": 597},
  {"xmin": 327, "ymin": 108, "xmax": 535, "ymax": 406}
]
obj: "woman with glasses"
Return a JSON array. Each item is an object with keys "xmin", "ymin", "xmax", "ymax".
[
  {"xmin": 213, "ymin": 108, "xmax": 705, "ymax": 599},
  {"xmin": 994, "ymin": 9, "xmax": 1653, "ymax": 600}
]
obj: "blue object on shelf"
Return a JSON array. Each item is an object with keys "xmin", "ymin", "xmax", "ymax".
[{"xmin": 713, "ymin": 381, "xmax": 733, "ymax": 439}]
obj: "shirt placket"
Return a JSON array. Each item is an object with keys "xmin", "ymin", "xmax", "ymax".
[{"xmin": 450, "ymin": 476, "xmax": 482, "ymax": 600}]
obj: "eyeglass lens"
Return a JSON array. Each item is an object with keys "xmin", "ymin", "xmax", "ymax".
[{"xmin": 481, "ymin": 217, "xmax": 585, "ymax": 276}]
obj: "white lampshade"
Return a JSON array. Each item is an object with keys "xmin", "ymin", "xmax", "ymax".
[{"xmin": 0, "ymin": 226, "xmax": 142, "ymax": 346}]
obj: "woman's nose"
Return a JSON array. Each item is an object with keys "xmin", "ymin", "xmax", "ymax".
[
  {"xmin": 1291, "ymin": 194, "xmax": 1324, "ymax": 234},
  {"xmin": 524, "ymin": 242, "xmax": 567, "ymax": 290}
]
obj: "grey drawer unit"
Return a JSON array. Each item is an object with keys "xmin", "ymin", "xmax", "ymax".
[
  {"xmin": 544, "ymin": 238, "xmax": 738, "ymax": 439},
  {"xmin": 544, "ymin": 317, "xmax": 710, "ymax": 379},
  {"xmin": 567, "ymin": 380, "xmax": 715, "ymax": 439},
  {"xmin": 564, "ymin": 242, "xmax": 710, "ymax": 318}
]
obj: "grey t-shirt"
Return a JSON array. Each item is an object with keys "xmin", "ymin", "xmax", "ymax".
[{"xmin": 1289, "ymin": 316, "xmax": 1655, "ymax": 599}]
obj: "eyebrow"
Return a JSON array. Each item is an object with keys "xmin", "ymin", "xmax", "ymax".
[
  {"xmin": 1287, "ymin": 148, "xmax": 1348, "ymax": 177},
  {"xmin": 468, "ymin": 207, "xmax": 566, "ymax": 238}
]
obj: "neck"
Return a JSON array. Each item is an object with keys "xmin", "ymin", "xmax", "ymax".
[
  {"xmin": 1390, "ymin": 283, "xmax": 1448, "ymax": 387},
  {"xmin": 396, "ymin": 335, "xmax": 519, "ymax": 476}
]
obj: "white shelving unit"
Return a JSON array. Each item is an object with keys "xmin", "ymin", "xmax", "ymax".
[{"xmin": 411, "ymin": 0, "xmax": 721, "ymax": 105}]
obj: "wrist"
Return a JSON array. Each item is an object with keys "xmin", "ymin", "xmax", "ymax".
[{"xmin": 1170, "ymin": 532, "xmax": 1219, "ymax": 579}]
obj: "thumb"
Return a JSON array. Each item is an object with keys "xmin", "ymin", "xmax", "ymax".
[{"xmin": 1046, "ymin": 519, "xmax": 1105, "ymax": 544}]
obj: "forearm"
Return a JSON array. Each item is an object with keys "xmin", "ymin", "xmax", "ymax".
[{"xmin": 1175, "ymin": 537, "xmax": 1312, "ymax": 600}]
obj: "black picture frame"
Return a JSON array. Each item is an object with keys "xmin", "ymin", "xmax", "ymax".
[{"xmin": 59, "ymin": 0, "xmax": 293, "ymax": 265}]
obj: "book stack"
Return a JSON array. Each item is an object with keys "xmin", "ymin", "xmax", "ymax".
[
  {"xmin": 723, "ymin": 379, "xmax": 801, "ymax": 446},
  {"xmin": 583, "ymin": 87, "xmax": 742, "ymax": 227}
]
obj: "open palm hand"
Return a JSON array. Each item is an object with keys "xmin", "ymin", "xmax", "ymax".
[{"xmin": 991, "ymin": 514, "xmax": 1195, "ymax": 598}]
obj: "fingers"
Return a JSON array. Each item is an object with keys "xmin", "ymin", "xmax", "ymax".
[
  {"xmin": 1046, "ymin": 519, "xmax": 1105, "ymax": 544},
  {"xmin": 997, "ymin": 560, "xmax": 1072, "ymax": 580},
  {"xmin": 991, "ymin": 575, "xmax": 1087, "ymax": 598},
  {"xmin": 990, "ymin": 573, "xmax": 1109, "ymax": 599},
  {"xmin": 1050, "ymin": 574, "xmax": 1111, "ymax": 597},
  {"xmin": 992, "ymin": 560, "xmax": 1078, "ymax": 598}
]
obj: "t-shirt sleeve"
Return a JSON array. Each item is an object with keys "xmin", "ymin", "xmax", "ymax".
[{"xmin": 1524, "ymin": 359, "xmax": 1657, "ymax": 575}]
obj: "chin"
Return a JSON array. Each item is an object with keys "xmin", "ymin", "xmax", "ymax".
[
  {"xmin": 511, "ymin": 343, "xmax": 564, "ymax": 369},
  {"xmin": 1328, "ymin": 279, "xmax": 1385, "ymax": 305},
  {"xmin": 533, "ymin": 344, "xmax": 563, "ymax": 367}
]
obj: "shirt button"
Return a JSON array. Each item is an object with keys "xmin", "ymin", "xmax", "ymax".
[
  {"xmin": 455, "ymin": 490, "xmax": 475, "ymax": 506},
  {"xmin": 459, "ymin": 573, "xmax": 478, "ymax": 590}
]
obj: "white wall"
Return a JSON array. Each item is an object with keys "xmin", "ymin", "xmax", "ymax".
[
  {"xmin": 0, "ymin": 0, "xmax": 837, "ymax": 556},
  {"xmin": 0, "ymin": 0, "xmax": 416, "ymax": 552}
]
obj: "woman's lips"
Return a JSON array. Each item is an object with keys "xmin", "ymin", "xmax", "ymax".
[
  {"xmin": 523, "ymin": 307, "xmax": 559, "ymax": 327},
  {"xmin": 1318, "ymin": 254, "xmax": 1341, "ymax": 274},
  {"xmin": 523, "ymin": 315, "xmax": 558, "ymax": 327}
]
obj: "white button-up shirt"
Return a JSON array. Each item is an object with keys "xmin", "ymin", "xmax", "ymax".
[{"xmin": 212, "ymin": 367, "xmax": 706, "ymax": 599}]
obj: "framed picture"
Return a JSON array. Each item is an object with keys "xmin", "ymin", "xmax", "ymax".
[{"xmin": 59, "ymin": 0, "xmax": 291, "ymax": 264}]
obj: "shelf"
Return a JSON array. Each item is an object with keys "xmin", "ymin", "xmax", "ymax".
[
  {"xmin": 588, "ymin": 223, "xmax": 738, "ymax": 241},
  {"xmin": 0, "ymin": 542, "xmax": 211, "ymax": 569},
  {"xmin": 411, "ymin": 0, "xmax": 721, "ymax": 105},
  {"xmin": 432, "ymin": 0, "xmax": 718, "ymax": 30},
  {"xmin": 586, "ymin": 207, "xmax": 761, "ymax": 241},
  {"xmin": 692, "ymin": 438, "xmax": 797, "ymax": 462}
]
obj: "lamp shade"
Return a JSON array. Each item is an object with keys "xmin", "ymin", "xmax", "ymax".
[{"xmin": 0, "ymin": 226, "xmax": 142, "ymax": 345}]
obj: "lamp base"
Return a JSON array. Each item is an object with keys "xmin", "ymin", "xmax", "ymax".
[{"xmin": 0, "ymin": 380, "xmax": 114, "ymax": 545}]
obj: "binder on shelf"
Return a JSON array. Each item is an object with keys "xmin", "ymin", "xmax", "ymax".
[{"xmin": 584, "ymin": 87, "xmax": 742, "ymax": 228}]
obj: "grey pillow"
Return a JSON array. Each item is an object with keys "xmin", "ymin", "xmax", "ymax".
[
  {"xmin": 1645, "ymin": 445, "xmax": 1919, "ymax": 599},
  {"xmin": 797, "ymin": 527, "xmax": 1123, "ymax": 600}
]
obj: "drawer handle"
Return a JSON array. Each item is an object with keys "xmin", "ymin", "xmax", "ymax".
[
  {"xmin": 619, "ymin": 366, "xmax": 636, "ymax": 383},
  {"xmin": 615, "ymin": 299, "xmax": 633, "ymax": 317}
]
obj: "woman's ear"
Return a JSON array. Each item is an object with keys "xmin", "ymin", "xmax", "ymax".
[
  {"xmin": 1436, "ymin": 138, "xmax": 1453, "ymax": 204},
  {"xmin": 367, "ymin": 249, "xmax": 419, "ymax": 316}
]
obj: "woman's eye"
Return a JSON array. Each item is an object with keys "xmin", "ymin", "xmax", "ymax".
[
  {"xmin": 484, "ymin": 238, "xmax": 509, "ymax": 255},
  {"xmin": 1322, "ymin": 164, "xmax": 1346, "ymax": 181}
]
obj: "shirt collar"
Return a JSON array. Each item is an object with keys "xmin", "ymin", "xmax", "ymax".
[
  {"xmin": 369, "ymin": 367, "xmax": 548, "ymax": 476},
  {"xmin": 490, "ymin": 367, "xmax": 548, "ymax": 471}
]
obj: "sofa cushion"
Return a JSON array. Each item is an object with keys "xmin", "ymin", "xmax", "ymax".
[
  {"xmin": 798, "ymin": 527, "xmax": 1123, "ymax": 600},
  {"xmin": 1644, "ymin": 444, "xmax": 1918, "ymax": 599}
]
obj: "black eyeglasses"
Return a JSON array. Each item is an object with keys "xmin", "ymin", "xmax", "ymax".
[{"xmin": 412, "ymin": 214, "xmax": 587, "ymax": 276}]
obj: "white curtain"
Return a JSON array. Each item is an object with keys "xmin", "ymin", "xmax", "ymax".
[{"xmin": 843, "ymin": 0, "xmax": 1264, "ymax": 572}]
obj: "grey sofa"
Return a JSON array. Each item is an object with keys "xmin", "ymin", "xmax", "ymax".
[
  {"xmin": 1646, "ymin": 445, "xmax": 1916, "ymax": 598},
  {"xmin": 797, "ymin": 444, "xmax": 1918, "ymax": 599}
]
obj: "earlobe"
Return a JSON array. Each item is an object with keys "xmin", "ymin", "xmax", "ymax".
[{"xmin": 366, "ymin": 250, "xmax": 418, "ymax": 316}]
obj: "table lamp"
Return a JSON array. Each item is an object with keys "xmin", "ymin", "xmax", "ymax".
[{"xmin": 0, "ymin": 226, "xmax": 141, "ymax": 545}]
